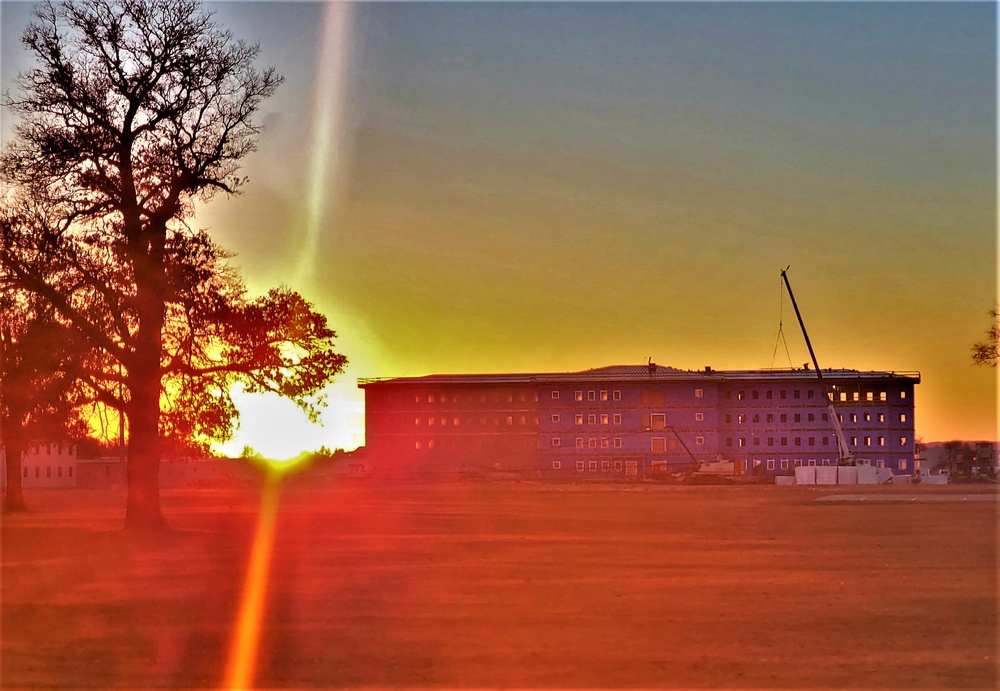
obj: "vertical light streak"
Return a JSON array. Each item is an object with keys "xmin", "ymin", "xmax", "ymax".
[
  {"xmin": 224, "ymin": 476, "xmax": 281, "ymax": 690},
  {"xmin": 294, "ymin": 1, "xmax": 355, "ymax": 287}
]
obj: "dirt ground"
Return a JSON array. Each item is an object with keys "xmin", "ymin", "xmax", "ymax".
[{"xmin": 2, "ymin": 478, "xmax": 997, "ymax": 689}]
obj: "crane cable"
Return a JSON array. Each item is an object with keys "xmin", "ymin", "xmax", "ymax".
[{"xmin": 770, "ymin": 275, "xmax": 795, "ymax": 369}]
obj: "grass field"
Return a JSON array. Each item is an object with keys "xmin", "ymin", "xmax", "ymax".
[{"xmin": 2, "ymin": 479, "xmax": 997, "ymax": 689}]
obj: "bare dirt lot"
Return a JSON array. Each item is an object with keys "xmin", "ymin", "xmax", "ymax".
[{"xmin": 3, "ymin": 479, "xmax": 997, "ymax": 689}]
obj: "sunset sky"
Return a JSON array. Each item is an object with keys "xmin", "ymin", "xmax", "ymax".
[{"xmin": 2, "ymin": 1, "xmax": 996, "ymax": 456}]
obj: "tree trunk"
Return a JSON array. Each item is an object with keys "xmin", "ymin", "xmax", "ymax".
[
  {"xmin": 3, "ymin": 433, "xmax": 26, "ymax": 513},
  {"xmin": 124, "ymin": 243, "xmax": 168, "ymax": 531}
]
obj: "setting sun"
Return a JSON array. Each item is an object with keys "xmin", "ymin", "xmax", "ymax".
[{"xmin": 216, "ymin": 383, "xmax": 364, "ymax": 461}]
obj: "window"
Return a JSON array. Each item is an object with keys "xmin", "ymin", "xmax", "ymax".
[
  {"xmin": 552, "ymin": 391, "xmax": 560, "ymax": 399},
  {"xmin": 576, "ymin": 460, "xmax": 585, "ymax": 472},
  {"xmin": 68, "ymin": 467, "xmax": 72, "ymax": 478},
  {"xmin": 588, "ymin": 414, "xmax": 597, "ymax": 424},
  {"xmin": 506, "ymin": 416, "xmax": 513, "ymax": 426},
  {"xmin": 851, "ymin": 436, "xmax": 858, "ymax": 446},
  {"xmin": 614, "ymin": 460, "xmax": 624, "ymax": 470},
  {"xmin": 780, "ymin": 390, "xmax": 787, "ymax": 399},
  {"xmin": 780, "ymin": 414, "xmax": 787, "ymax": 423},
  {"xmin": 588, "ymin": 391, "xmax": 596, "ymax": 401},
  {"xmin": 588, "ymin": 438, "xmax": 597, "ymax": 448},
  {"xmin": 575, "ymin": 390, "xmax": 583, "ymax": 401},
  {"xmin": 614, "ymin": 437, "xmax": 622, "ymax": 448},
  {"xmin": 766, "ymin": 390, "xmax": 773, "ymax": 399},
  {"xmin": 864, "ymin": 413, "xmax": 871, "ymax": 422},
  {"xmin": 839, "ymin": 392, "xmax": 847, "ymax": 402},
  {"xmin": 850, "ymin": 414, "xmax": 858, "ymax": 423},
  {"xmin": 767, "ymin": 437, "xmax": 774, "ymax": 446},
  {"xmin": 766, "ymin": 459, "xmax": 775, "ymax": 470},
  {"xmin": 808, "ymin": 413, "xmax": 815, "ymax": 422},
  {"xmin": 428, "ymin": 440, "xmax": 435, "ymax": 449},
  {"xmin": 864, "ymin": 436, "xmax": 871, "ymax": 447},
  {"xmin": 738, "ymin": 438, "xmax": 746, "ymax": 448},
  {"xmin": 429, "ymin": 417, "xmax": 436, "ymax": 426},
  {"xmin": 880, "ymin": 391, "xmax": 887, "ymax": 401},
  {"xmin": 652, "ymin": 438, "xmax": 667, "ymax": 453},
  {"xmin": 822, "ymin": 437, "xmax": 829, "ymax": 446},
  {"xmin": 601, "ymin": 438, "xmax": 610, "ymax": 448},
  {"xmin": 808, "ymin": 389, "xmax": 815, "ymax": 398},
  {"xmin": 613, "ymin": 390, "xmax": 621, "ymax": 401},
  {"xmin": 552, "ymin": 438, "xmax": 561, "ymax": 447},
  {"xmin": 650, "ymin": 414, "xmax": 666, "ymax": 430},
  {"xmin": 519, "ymin": 415, "xmax": 527, "ymax": 425},
  {"xmin": 766, "ymin": 414, "xmax": 774, "ymax": 423},
  {"xmin": 780, "ymin": 460, "xmax": 789, "ymax": 470},
  {"xmin": 752, "ymin": 390, "xmax": 759, "ymax": 400},
  {"xmin": 899, "ymin": 437, "xmax": 908, "ymax": 447},
  {"xmin": 589, "ymin": 461, "xmax": 598, "ymax": 471},
  {"xmin": 738, "ymin": 414, "xmax": 745, "ymax": 424},
  {"xmin": 23, "ymin": 467, "xmax": 28, "ymax": 478},
  {"xmin": 507, "ymin": 393, "xmax": 514, "ymax": 403},
  {"xmin": 899, "ymin": 413, "xmax": 907, "ymax": 423},
  {"xmin": 613, "ymin": 414, "xmax": 622, "ymax": 424},
  {"xmin": 695, "ymin": 436, "xmax": 705, "ymax": 445},
  {"xmin": 695, "ymin": 388, "xmax": 704, "ymax": 398},
  {"xmin": 876, "ymin": 459, "xmax": 885, "ymax": 469},
  {"xmin": 808, "ymin": 459, "xmax": 816, "ymax": 467},
  {"xmin": 822, "ymin": 413, "xmax": 829, "ymax": 422},
  {"xmin": 899, "ymin": 459, "xmax": 908, "ymax": 470},
  {"xmin": 575, "ymin": 414, "xmax": 584, "ymax": 425},
  {"xmin": 58, "ymin": 467, "xmax": 63, "ymax": 477},
  {"xmin": 900, "ymin": 390, "xmax": 907, "ymax": 400},
  {"xmin": 754, "ymin": 438, "xmax": 761, "ymax": 446},
  {"xmin": 725, "ymin": 414, "xmax": 733, "ymax": 423},
  {"xmin": 781, "ymin": 437, "xmax": 788, "ymax": 446},
  {"xmin": 552, "ymin": 414, "xmax": 560, "ymax": 423},
  {"xmin": 600, "ymin": 414, "xmax": 609, "ymax": 425},
  {"xmin": 441, "ymin": 417, "xmax": 448, "ymax": 426},
  {"xmin": 866, "ymin": 391, "xmax": 874, "ymax": 402},
  {"xmin": 415, "ymin": 418, "xmax": 421, "ymax": 426},
  {"xmin": 878, "ymin": 436, "xmax": 885, "ymax": 447},
  {"xmin": 852, "ymin": 392, "xmax": 859, "ymax": 402},
  {"xmin": 752, "ymin": 414, "xmax": 760, "ymax": 423},
  {"xmin": 795, "ymin": 459, "xmax": 803, "ymax": 467},
  {"xmin": 738, "ymin": 391, "xmax": 745, "ymax": 400},
  {"xmin": 695, "ymin": 412, "xmax": 704, "ymax": 422},
  {"xmin": 415, "ymin": 395, "xmax": 421, "ymax": 403},
  {"xmin": 576, "ymin": 438, "xmax": 584, "ymax": 448},
  {"xmin": 601, "ymin": 460, "xmax": 611, "ymax": 471},
  {"xmin": 808, "ymin": 437, "xmax": 815, "ymax": 446},
  {"xmin": 822, "ymin": 459, "xmax": 831, "ymax": 466},
  {"xmin": 794, "ymin": 414, "xmax": 801, "ymax": 423},
  {"xmin": 726, "ymin": 438, "xmax": 733, "ymax": 447},
  {"xmin": 794, "ymin": 390, "xmax": 800, "ymax": 399},
  {"xmin": 794, "ymin": 437, "xmax": 801, "ymax": 446},
  {"xmin": 415, "ymin": 441, "xmax": 422, "ymax": 450},
  {"xmin": 552, "ymin": 461, "xmax": 561, "ymax": 470},
  {"xmin": 600, "ymin": 390, "xmax": 609, "ymax": 401},
  {"xmin": 878, "ymin": 413, "xmax": 885, "ymax": 423}
]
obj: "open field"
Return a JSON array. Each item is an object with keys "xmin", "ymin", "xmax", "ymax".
[{"xmin": 3, "ymin": 479, "xmax": 997, "ymax": 689}]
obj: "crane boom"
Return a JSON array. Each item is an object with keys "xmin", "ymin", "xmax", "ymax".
[{"xmin": 779, "ymin": 268, "xmax": 854, "ymax": 465}]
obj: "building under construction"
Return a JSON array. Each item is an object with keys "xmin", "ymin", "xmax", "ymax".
[{"xmin": 359, "ymin": 364, "xmax": 920, "ymax": 479}]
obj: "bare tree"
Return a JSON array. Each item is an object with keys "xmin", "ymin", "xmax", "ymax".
[
  {"xmin": 972, "ymin": 307, "xmax": 998, "ymax": 367},
  {"xmin": 1, "ymin": 0, "xmax": 345, "ymax": 529}
]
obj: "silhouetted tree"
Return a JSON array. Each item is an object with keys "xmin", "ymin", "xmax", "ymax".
[
  {"xmin": 0, "ymin": 288, "xmax": 88, "ymax": 512},
  {"xmin": 972, "ymin": 306, "xmax": 998, "ymax": 367},
  {"xmin": 1, "ymin": 0, "xmax": 346, "ymax": 529}
]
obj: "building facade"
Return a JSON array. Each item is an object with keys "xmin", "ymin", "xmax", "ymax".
[{"xmin": 360, "ymin": 364, "xmax": 920, "ymax": 479}]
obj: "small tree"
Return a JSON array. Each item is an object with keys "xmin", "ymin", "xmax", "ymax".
[{"xmin": 972, "ymin": 306, "xmax": 998, "ymax": 367}]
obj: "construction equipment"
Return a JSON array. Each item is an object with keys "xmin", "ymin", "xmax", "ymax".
[{"xmin": 780, "ymin": 267, "xmax": 856, "ymax": 466}]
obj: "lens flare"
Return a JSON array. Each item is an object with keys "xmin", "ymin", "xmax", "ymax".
[
  {"xmin": 294, "ymin": 1, "xmax": 354, "ymax": 287},
  {"xmin": 224, "ymin": 477, "xmax": 280, "ymax": 690}
]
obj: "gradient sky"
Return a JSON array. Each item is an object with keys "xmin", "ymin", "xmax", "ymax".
[{"xmin": 2, "ymin": 1, "xmax": 997, "ymax": 455}]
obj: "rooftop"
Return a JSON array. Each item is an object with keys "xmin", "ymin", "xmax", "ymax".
[{"xmin": 358, "ymin": 364, "xmax": 921, "ymax": 388}]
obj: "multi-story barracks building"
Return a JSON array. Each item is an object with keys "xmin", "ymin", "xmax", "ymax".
[{"xmin": 359, "ymin": 364, "xmax": 920, "ymax": 480}]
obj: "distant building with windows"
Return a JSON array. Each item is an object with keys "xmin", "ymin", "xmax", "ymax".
[
  {"xmin": 359, "ymin": 364, "xmax": 920, "ymax": 479},
  {"xmin": 18, "ymin": 442, "xmax": 78, "ymax": 488}
]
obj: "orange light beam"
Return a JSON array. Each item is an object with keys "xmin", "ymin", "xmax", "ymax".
[{"xmin": 223, "ymin": 474, "xmax": 281, "ymax": 690}]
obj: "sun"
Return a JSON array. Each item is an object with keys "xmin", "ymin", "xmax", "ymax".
[{"xmin": 216, "ymin": 383, "xmax": 364, "ymax": 462}]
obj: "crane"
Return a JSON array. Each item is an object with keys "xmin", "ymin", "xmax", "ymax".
[{"xmin": 779, "ymin": 267, "xmax": 855, "ymax": 466}]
